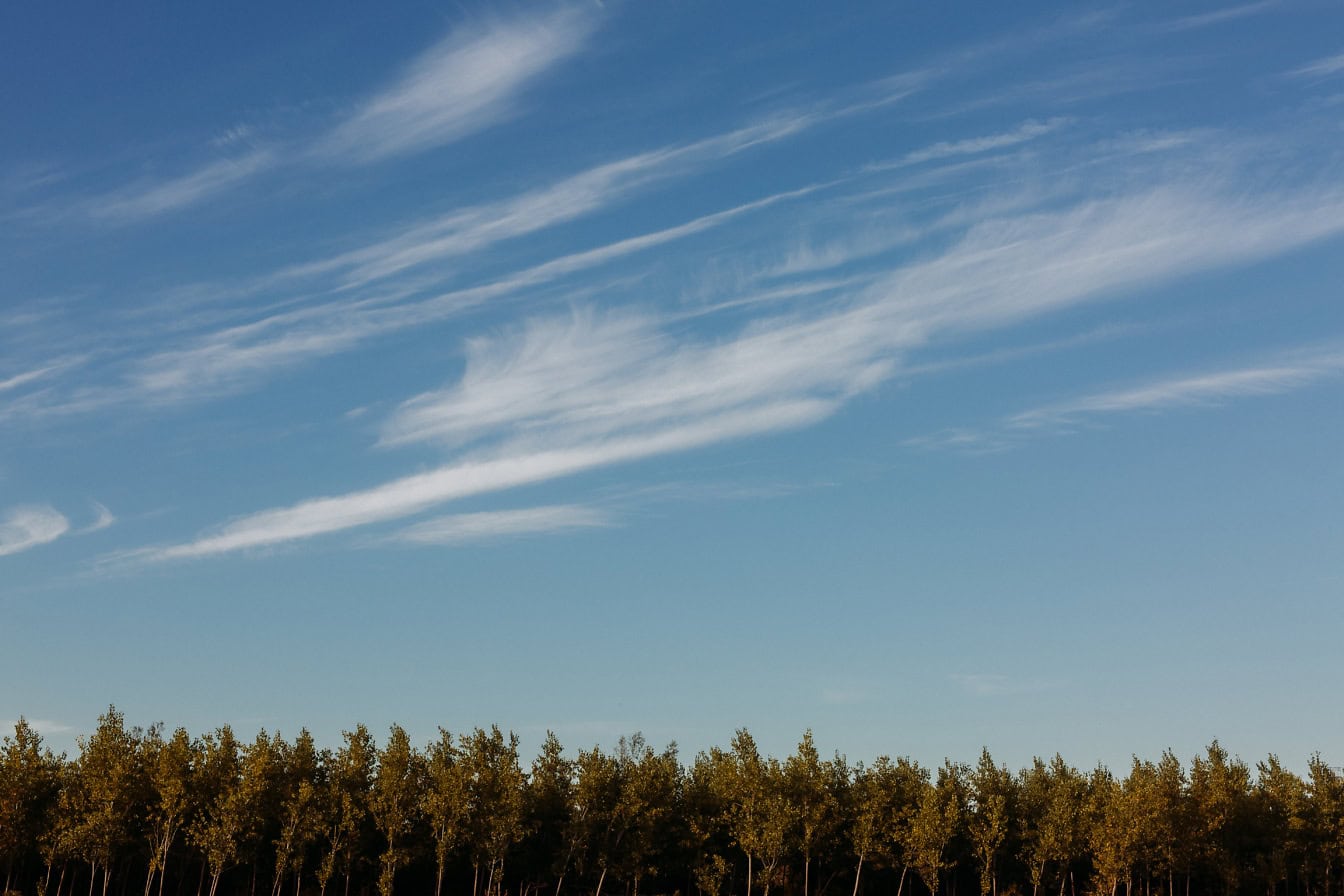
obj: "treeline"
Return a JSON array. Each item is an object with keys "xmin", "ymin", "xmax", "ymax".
[{"xmin": 2, "ymin": 710, "xmax": 1341, "ymax": 896}]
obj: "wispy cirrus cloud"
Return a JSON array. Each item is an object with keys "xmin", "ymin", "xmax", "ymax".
[
  {"xmin": 85, "ymin": 149, "xmax": 275, "ymax": 221},
  {"xmin": 122, "ymin": 167, "xmax": 1344, "ymax": 561},
  {"xmin": 79, "ymin": 502, "xmax": 117, "ymax": 534},
  {"xmin": 1287, "ymin": 51, "xmax": 1344, "ymax": 80},
  {"xmin": 29, "ymin": 8, "xmax": 596, "ymax": 226},
  {"xmin": 1008, "ymin": 350, "xmax": 1344, "ymax": 430},
  {"xmin": 314, "ymin": 7, "xmax": 595, "ymax": 164},
  {"xmin": 0, "ymin": 505, "xmax": 70, "ymax": 557},
  {"xmin": 1152, "ymin": 1, "xmax": 1278, "ymax": 33},
  {"xmin": 389, "ymin": 504, "xmax": 611, "ymax": 546},
  {"xmin": 906, "ymin": 347, "xmax": 1344, "ymax": 452},
  {"xmin": 869, "ymin": 117, "xmax": 1068, "ymax": 171}
]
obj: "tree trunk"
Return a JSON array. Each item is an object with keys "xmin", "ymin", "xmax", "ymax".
[
  {"xmin": 851, "ymin": 856, "xmax": 863, "ymax": 896},
  {"xmin": 595, "ymin": 867, "xmax": 609, "ymax": 896},
  {"xmin": 896, "ymin": 866, "xmax": 908, "ymax": 896},
  {"xmin": 435, "ymin": 864, "xmax": 444, "ymax": 896},
  {"xmin": 747, "ymin": 856, "xmax": 752, "ymax": 896},
  {"xmin": 554, "ymin": 873, "xmax": 566, "ymax": 896},
  {"xmin": 805, "ymin": 857, "xmax": 810, "ymax": 896}
]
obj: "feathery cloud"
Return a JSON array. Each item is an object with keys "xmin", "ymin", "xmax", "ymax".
[
  {"xmin": 0, "ymin": 505, "xmax": 70, "ymax": 557},
  {"xmin": 124, "ymin": 168, "xmax": 1344, "ymax": 561},
  {"xmin": 389, "ymin": 504, "xmax": 611, "ymax": 546},
  {"xmin": 1008, "ymin": 351, "xmax": 1344, "ymax": 429},
  {"xmin": 1287, "ymin": 51, "xmax": 1344, "ymax": 80},
  {"xmin": 86, "ymin": 150, "xmax": 274, "ymax": 221},
  {"xmin": 314, "ymin": 7, "xmax": 594, "ymax": 164}
]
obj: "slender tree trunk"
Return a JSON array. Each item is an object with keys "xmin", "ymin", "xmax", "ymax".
[
  {"xmin": 747, "ymin": 856, "xmax": 752, "ymax": 896},
  {"xmin": 208, "ymin": 871, "xmax": 221, "ymax": 896},
  {"xmin": 896, "ymin": 866, "xmax": 908, "ymax": 896},
  {"xmin": 473, "ymin": 865, "xmax": 479, "ymax": 896},
  {"xmin": 435, "ymin": 864, "xmax": 444, "ymax": 896},
  {"xmin": 851, "ymin": 855, "xmax": 863, "ymax": 896},
  {"xmin": 805, "ymin": 857, "xmax": 810, "ymax": 896},
  {"xmin": 89, "ymin": 863, "xmax": 98, "ymax": 896},
  {"xmin": 595, "ymin": 867, "xmax": 608, "ymax": 896},
  {"xmin": 554, "ymin": 873, "xmax": 566, "ymax": 896}
]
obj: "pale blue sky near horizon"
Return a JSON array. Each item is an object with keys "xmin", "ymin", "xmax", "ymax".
[{"xmin": 3, "ymin": 1, "xmax": 1343, "ymax": 774}]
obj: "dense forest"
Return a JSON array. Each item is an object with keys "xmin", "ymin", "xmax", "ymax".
[{"xmin": 2, "ymin": 709, "xmax": 1340, "ymax": 896}]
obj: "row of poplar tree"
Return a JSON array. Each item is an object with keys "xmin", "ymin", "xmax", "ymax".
[{"xmin": 2, "ymin": 709, "xmax": 1341, "ymax": 896}]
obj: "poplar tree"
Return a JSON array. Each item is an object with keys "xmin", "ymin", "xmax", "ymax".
[
  {"xmin": 522, "ymin": 732, "xmax": 573, "ymax": 896},
  {"xmin": 463, "ymin": 727, "xmax": 525, "ymax": 896},
  {"xmin": 1, "ymin": 719, "xmax": 63, "ymax": 895},
  {"xmin": 786, "ymin": 732, "xmax": 840, "ymax": 896},
  {"xmin": 190, "ymin": 726, "xmax": 244, "ymax": 896},
  {"xmin": 271, "ymin": 730, "xmax": 323, "ymax": 896},
  {"xmin": 421, "ymin": 729, "xmax": 467, "ymax": 896},
  {"xmin": 317, "ymin": 727, "xmax": 374, "ymax": 896},
  {"xmin": 1190, "ymin": 742, "xmax": 1252, "ymax": 896},
  {"xmin": 369, "ymin": 726, "xmax": 423, "ymax": 896},
  {"xmin": 909, "ymin": 762, "xmax": 965, "ymax": 896},
  {"xmin": 968, "ymin": 749, "xmax": 1015, "ymax": 896},
  {"xmin": 64, "ymin": 706, "xmax": 144, "ymax": 896},
  {"xmin": 141, "ymin": 726, "xmax": 197, "ymax": 896}
]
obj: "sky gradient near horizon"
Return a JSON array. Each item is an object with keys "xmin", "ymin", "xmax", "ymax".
[{"xmin": 3, "ymin": 1, "xmax": 1344, "ymax": 771}]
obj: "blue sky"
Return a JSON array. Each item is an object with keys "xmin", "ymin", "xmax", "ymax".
[{"xmin": 3, "ymin": 1, "xmax": 1343, "ymax": 771}]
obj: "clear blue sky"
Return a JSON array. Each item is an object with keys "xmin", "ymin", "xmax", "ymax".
[{"xmin": 3, "ymin": 1, "xmax": 1343, "ymax": 773}]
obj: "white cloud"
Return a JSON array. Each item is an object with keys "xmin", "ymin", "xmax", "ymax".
[
  {"xmin": 869, "ymin": 118, "xmax": 1068, "ymax": 171},
  {"xmin": 86, "ymin": 149, "xmax": 274, "ymax": 221},
  {"xmin": 0, "ymin": 505, "xmax": 70, "ymax": 557},
  {"xmin": 134, "ymin": 398, "xmax": 834, "ymax": 561},
  {"xmin": 129, "ymin": 173, "xmax": 1344, "ymax": 560},
  {"xmin": 89, "ymin": 183, "xmax": 819, "ymax": 409},
  {"xmin": 0, "ymin": 365, "xmax": 61, "ymax": 393},
  {"xmin": 80, "ymin": 502, "xmax": 117, "ymax": 534},
  {"xmin": 314, "ymin": 7, "xmax": 595, "ymax": 164},
  {"xmin": 905, "ymin": 348, "xmax": 1344, "ymax": 451},
  {"xmin": 1288, "ymin": 51, "xmax": 1344, "ymax": 80},
  {"xmin": 390, "ymin": 504, "xmax": 611, "ymax": 546},
  {"xmin": 1009, "ymin": 351, "xmax": 1344, "ymax": 429},
  {"xmin": 1154, "ymin": 1, "xmax": 1278, "ymax": 33}
]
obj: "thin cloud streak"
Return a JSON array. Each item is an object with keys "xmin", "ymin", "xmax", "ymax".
[
  {"xmin": 905, "ymin": 347, "xmax": 1344, "ymax": 452},
  {"xmin": 113, "ymin": 183, "xmax": 822, "ymax": 407},
  {"xmin": 28, "ymin": 8, "xmax": 594, "ymax": 226},
  {"xmin": 1009, "ymin": 351, "xmax": 1344, "ymax": 429},
  {"xmin": 868, "ymin": 118, "xmax": 1067, "ymax": 171},
  {"xmin": 1287, "ymin": 51, "xmax": 1344, "ymax": 80},
  {"xmin": 79, "ymin": 502, "xmax": 117, "ymax": 534},
  {"xmin": 133, "ymin": 400, "xmax": 834, "ymax": 561},
  {"xmin": 0, "ymin": 505, "xmax": 70, "ymax": 557},
  {"xmin": 131, "ymin": 174, "xmax": 1344, "ymax": 560},
  {"xmin": 313, "ymin": 7, "xmax": 594, "ymax": 164},
  {"xmin": 390, "ymin": 504, "xmax": 611, "ymax": 545},
  {"xmin": 86, "ymin": 150, "xmax": 274, "ymax": 221},
  {"xmin": 1153, "ymin": 1, "xmax": 1278, "ymax": 33}
]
